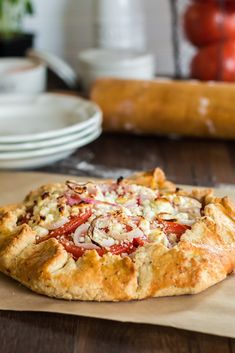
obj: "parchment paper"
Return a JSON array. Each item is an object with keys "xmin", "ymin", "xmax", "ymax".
[{"xmin": 0, "ymin": 171, "xmax": 234, "ymax": 338}]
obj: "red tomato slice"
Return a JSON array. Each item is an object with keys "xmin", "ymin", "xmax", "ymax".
[
  {"xmin": 159, "ymin": 220, "xmax": 190, "ymax": 238},
  {"xmin": 133, "ymin": 237, "xmax": 145, "ymax": 247},
  {"xmin": 184, "ymin": 3, "xmax": 235, "ymax": 47},
  {"xmin": 49, "ymin": 210, "xmax": 92, "ymax": 237},
  {"xmin": 38, "ymin": 207, "xmax": 145, "ymax": 259},
  {"xmin": 97, "ymin": 238, "xmax": 145, "ymax": 257},
  {"xmin": 108, "ymin": 243, "xmax": 133, "ymax": 255},
  {"xmin": 126, "ymin": 224, "xmax": 133, "ymax": 232},
  {"xmin": 60, "ymin": 237, "xmax": 145, "ymax": 260},
  {"xmin": 60, "ymin": 239, "xmax": 108, "ymax": 258},
  {"xmin": 107, "ymin": 245, "xmax": 130, "ymax": 255},
  {"xmin": 37, "ymin": 209, "xmax": 92, "ymax": 243},
  {"xmin": 59, "ymin": 241, "xmax": 129, "ymax": 259},
  {"xmin": 60, "ymin": 239, "xmax": 87, "ymax": 258}
]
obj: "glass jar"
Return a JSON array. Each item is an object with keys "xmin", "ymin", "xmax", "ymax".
[{"xmin": 93, "ymin": 0, "xmax": 146, "ymax": 51}]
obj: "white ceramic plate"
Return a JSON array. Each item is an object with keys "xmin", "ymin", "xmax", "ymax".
[
  {"xmin": 0, "ymin": 150, "xmax": 74, "ymax": 170},
  {"xmin": 0, "ymin": 128, "xmax": 101, "ymax": 161},
  {"xmin": 0, "ymin": 94, "xmax": 102, "ymax": 143},
  {"xmin": 0, "ymin": 128, "xmax": 101, "ymax": 169},
  {"xmin": 0, "ymin": 122, "xmax": 101, "ymax": 151}
]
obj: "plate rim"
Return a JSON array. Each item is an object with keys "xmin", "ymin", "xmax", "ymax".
[
  {"xmin": 0, "ymin": 128, "xmax": 101, "ymax": 160},
  {"xmin": 0, "ymin": 93, "xmax": 102, "ymax": 143},
  {"xmin": 0, "ymin": 122, "xmax": 101, "ymax": 151},
  {"xmin": 0, "ymin": 150, "xmax": 74, "ymax": 169}
]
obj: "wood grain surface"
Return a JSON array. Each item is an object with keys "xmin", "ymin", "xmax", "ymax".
[{"xmin": 1, "ymin": 133, "xmax": 235, "ymax": 353}]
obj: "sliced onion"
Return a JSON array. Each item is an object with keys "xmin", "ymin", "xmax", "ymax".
[
  {"xmin": 87, "ymin": 215, "xmax": 117, "ymax": 246},
  {"xmin": 73, "ymin": 222, "xmax": 90, "ymax": 245},
  {"xmin": 177, "ymin": 219, "xmax": 195, "ymax": 226},
  {"xmin": 87, "ymin": 213, "xmax": 144, "ymax": 246},
  {"xmin": 75, "ymin": 242, "xmax": 100, "ymax": 249},
  {"xmin": 99, "ymin": 238, "xmax": 116, "ymax": 247},
  {"xmin": 66, "ymin": 180, "xmax": 121, "ymax": 208},
  {"xmin": 130, "ymin": 215, "xmax": 141, "ymax": 221},
  {"xmin": 86, "ymin": 182, "xmax": 99, "ymax": 195},
  {"xmin": 65, "ymin": 192, "xmax": 81, "ymax": 206},
  {"xmin": 138, "ymin": 190, "xmax": 156, "ymax": 204},
  {"xmin": 66, "ymin": 180, "xmax": 98, "ymax": 196},
  {"xmin": 83, "ymin": 198, "xmax": 117, "ymax": 207},
  {"xmin": 47, "ymin": 217, "xmax": 69, "ymax": 230},
  {"xmin": 98, "ymin": 182, "xmax": 118, "ymax": 193},
  {"xmin": 125, "ymin": 227, "xmax": 144, "ymax": 240},
  {"xmin": 65, "ymin": 191, "xmax": 118, "ymax": 207},
  {"xmin": 123, "ymin": 198, "xmax": 137, "ymax": 209},
  {"xmin": 157, "ymin": 212, "xmax": 177, "ymax": 221}
]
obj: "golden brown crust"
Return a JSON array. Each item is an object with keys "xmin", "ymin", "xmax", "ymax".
[
  {"xmin": 126, "ymin": 167, "xmax": 176, "ymax": 192},
  {"xmin": 0, "ymin": 168, "xmax": 234, "ymax": 301}
]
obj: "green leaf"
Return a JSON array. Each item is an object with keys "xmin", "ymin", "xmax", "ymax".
[
  {"xmin": 0, "ymin": 0, "xmax": 3, "ymax": 18},
  {"xmin": 25, "ymin": 0, "xmax": 34, "ymax": 15},
  {"xmin": 9, "ymin": 0, "xmax": 19, "ymax": 5}
]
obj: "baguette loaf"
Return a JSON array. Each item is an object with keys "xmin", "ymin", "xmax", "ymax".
[{"xmin": 91, "ymin": 78, "xmax": 235, "ymax": 139}]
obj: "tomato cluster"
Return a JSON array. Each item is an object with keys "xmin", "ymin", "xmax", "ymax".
[{"xmin": 184, "ymin": 0, "xmax": 235, "ymax": 81}]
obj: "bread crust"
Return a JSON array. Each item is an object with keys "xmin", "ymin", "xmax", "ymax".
[
  {"xmin": 0, "ymin": 169, "xmax": 234, "ymax": 301},
  {"xmin": 91, "ymin": 78, "xmax": 235, "ymax": 139}
]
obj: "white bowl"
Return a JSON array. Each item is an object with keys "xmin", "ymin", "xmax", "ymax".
[
  {"xmin": 0, "ymin": 58, "xmax": 46, "ymax": 94},
  {"xmin": 78, "ymin": 48, "xmax": 153, "ymax": 68},
  {"xmin": 77, "ymin": 48, "xmax": 155, "ymax": 91}
]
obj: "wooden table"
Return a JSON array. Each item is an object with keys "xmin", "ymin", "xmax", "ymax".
[{"xmin": 1, "ymin": 133, "xmax": 235, "ymax": 353}]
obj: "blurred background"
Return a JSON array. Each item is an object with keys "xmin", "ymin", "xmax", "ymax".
[
  {"xmin": 0, "ymin": 0, "xmax": 235, "ymax": 81},
  {"xmin": 23, "ymin": 0, "xmax": 175, "ymax": 75},
  {"xmin": 2, "ymin": 0, "xmax": 235, "ymax": 80},
  {"xmin": 0, "ymin": 0, "xmax": 235, "ymax": 175},
  {"xmin": 0, "ymin": 0, "xmax": 210, "ymax": 77}
]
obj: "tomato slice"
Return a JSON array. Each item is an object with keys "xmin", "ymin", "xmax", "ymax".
[
  {"xmin": 133, "ymin": 237, "xmax": 145, "ymax": 247},
  {"xmin": 108, "ymin": 243, "xmax": 133, "ymax": 255},
  {"xmin": 158, "ymin": 220, "xmax": 190, "ymax": 238},
  {"xmin": 60, "ymin": 237, "xmax": 145, "ymax": 260},
  {"xmin": 50, "ymin": 210, "xmax": 92, "ymax": 237},
  {"xmin": 108, "ymin": 237, "xmax": 146, "ymax": 256},
  {"xmin": 126, "ymin": 224, "xmax": 133, "ymax": 232},
  {"xmin": 37, "ymin": 207, "xmax": 145, "ymax": 259},
  {"xmin": 60, "ymin": 239, "xmax": 86, "ymax": 259},
  {"xmin": 59, "ymin": 240, "xmax": 128, "ymax": 259},
  {"xmin": 37, "ymin": 209, "xmax": 92, "ymax": 243},
  {"xmin": 59, "ymin": 239, "xmax": 108, "ymax": 258}
]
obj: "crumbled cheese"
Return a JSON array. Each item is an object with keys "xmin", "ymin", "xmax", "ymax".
[
  {"xmin": 153, "ymin": 198, "xmax": 175, "ymax": 214},
  {"xmin": 148, "ymin": 229, "xmax": 169, "ymax": 247},
  {"xmin": 33, "ymin": 225, "xmax": 49, "ymax": 237},
  {"xmin": 139, "ymin": 218, "xmax": 151, "ymax": 235},
  {"xmin": 25, "ymin": 180, "xmax": 202, "ymax": 247}
]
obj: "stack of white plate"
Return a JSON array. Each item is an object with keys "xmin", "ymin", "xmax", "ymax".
[{"xmin": 0, "ymin": 94, "xmax": 102, "ymax": 169}]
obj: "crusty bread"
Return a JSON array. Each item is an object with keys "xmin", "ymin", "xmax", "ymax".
[
  {"xmin": 91, "ymin": 78, "xmax": 235, "ymax": 139},
  {"xmin": 0, "ymin": 169, "xmax": 234, "ymax": 301}
]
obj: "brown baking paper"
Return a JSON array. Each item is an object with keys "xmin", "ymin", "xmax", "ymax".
[{"xmin": 0, "ymin": 171, "xmax": 234, "ymax": 338}]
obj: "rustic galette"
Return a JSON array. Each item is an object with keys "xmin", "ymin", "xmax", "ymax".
[{"xmin": 0, "ymin": 168, "xmax": 234, "ymax": 301}]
